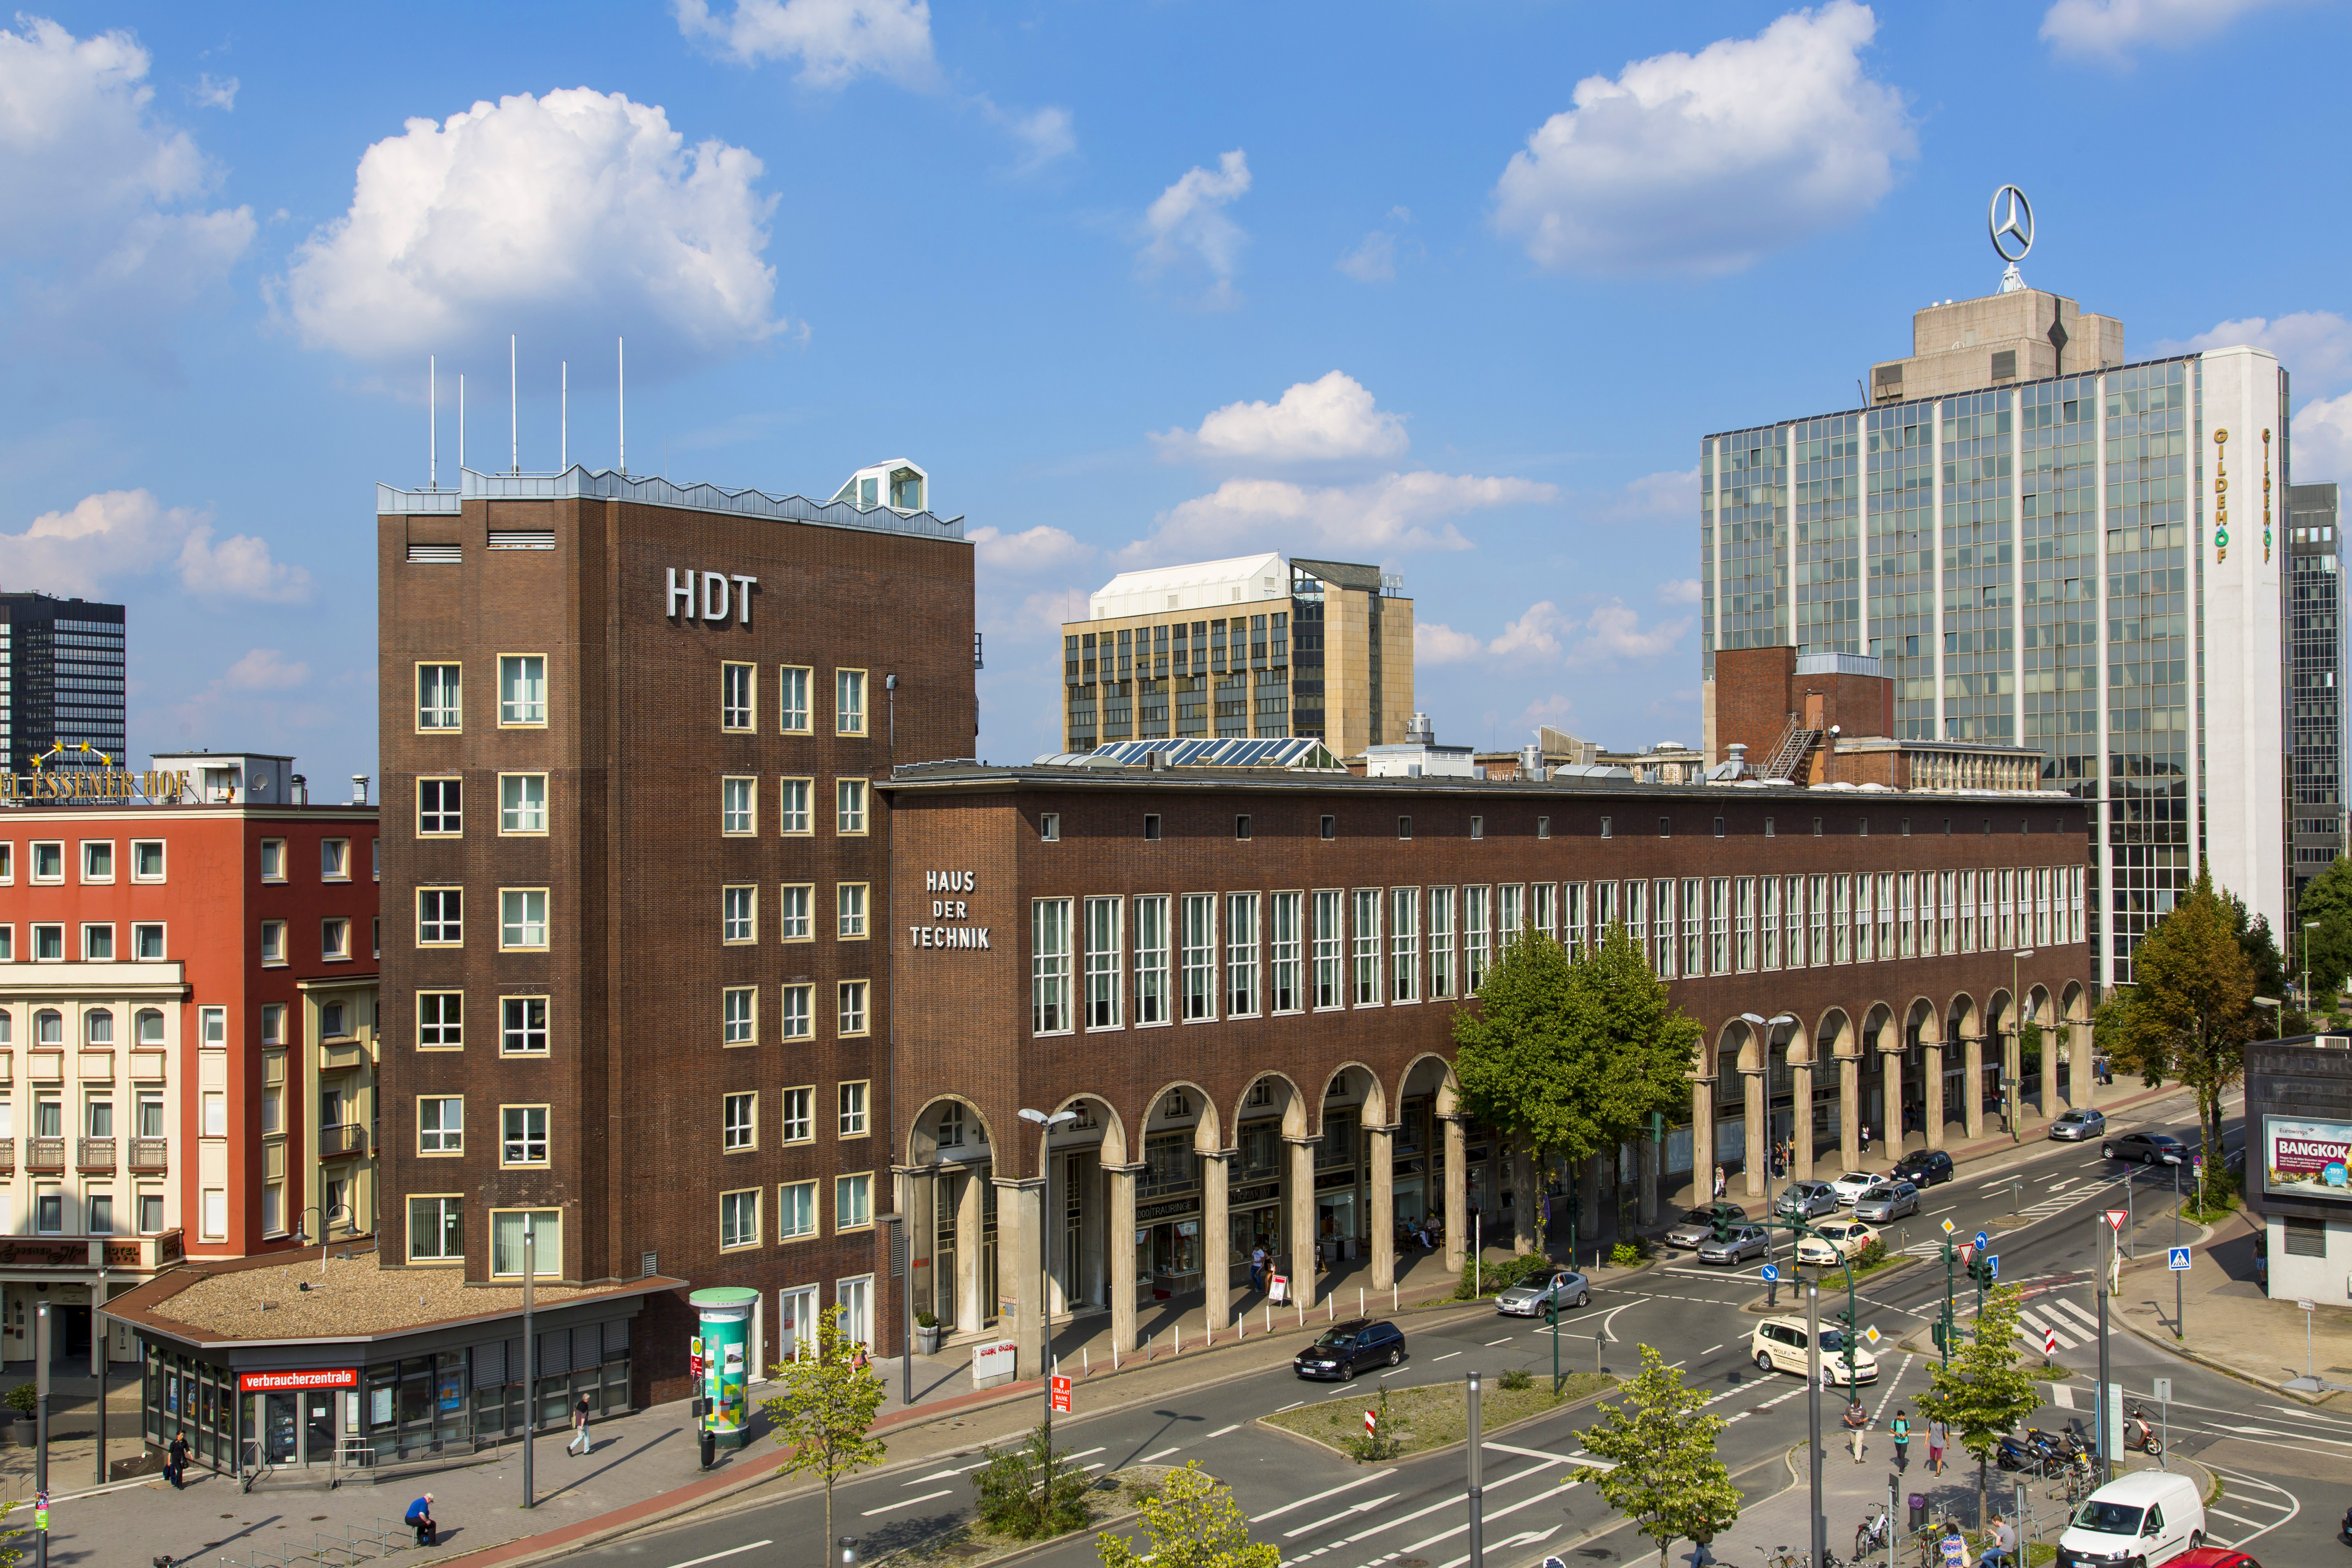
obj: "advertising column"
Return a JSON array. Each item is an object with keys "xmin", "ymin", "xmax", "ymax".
[{"xmin": 690, "ymin": 1287, "xmax": 758, "ymax": 1449}]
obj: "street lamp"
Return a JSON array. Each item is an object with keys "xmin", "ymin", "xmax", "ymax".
[
  {"xmin": 1739, "ymin": 1013, "xmax": 1800, "ymax": 1291},
  {"xmin": 1016, "ymin": 1107, "xmax": 1078, "ymax": 1452},
  {"xmin": 2303, "ymin": 920, "xmax": 2319, "ymax": 1016},
  {"xmin": 2009, "ymin": 950, "xmax": 2035, "ymax": 1144}
]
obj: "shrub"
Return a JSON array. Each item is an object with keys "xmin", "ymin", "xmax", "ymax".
[
  {"xmin": 1343, "ymin": 1387, "xmax": 1403, "ymax": 1462},
  {"xmin": 1498, "ymin": 1369, "xmax": 1533, "ymax": 1392},
  {"xmin": 915, "ymin": 1310, "xmax": 938, "ymax": 1329},
  {"xmin": 3, "ymin": 1384, "xmax": 31, "ymax": 1417},
  {"xmin": 1851, "ymin": 1238, "xmax": 1888, "ymax": 1272},
  {"xmin": 971, "ymin": 1424, "xmax": 1091, "ymax": 1539},
  {"xmin": 1609, "ymin": 1242, "xmax": 1641, "ymax": 1268},
  {"xmin": 1454, "ymin": 1250, "xmax": 1555, "ymax": 1298}
]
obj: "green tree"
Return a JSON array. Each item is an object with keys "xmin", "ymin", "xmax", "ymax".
[
  {"xmin": 975, "ymin": 1423, "xmax": 1094, "ymax": 1539},
  {"xmin": 1577, "ymin": 1345, "xmax": 1741, "ymax": 1567},
  {"xmin": 1098, "ymin": 1461, "xmax": 1278, "ymax": 1568},
  {"xmin": 2105, "ymin": 863, "xmax": 2258, "ymax": 1155},
  {"xmin": 1454, "ymin": 927, "xmax": 1699, "ymax": 1248},
  {"xmin": 760, "ymin": 1304, "xmax": 888, "ymax": 1555},
  {"xmin": 1914, "ymin": 1284, "xmax": 2040, "ymax": 1533},
  {"xmin": 2295, "ymin": 853, "xmax": 2352, "ymax": 1007}
]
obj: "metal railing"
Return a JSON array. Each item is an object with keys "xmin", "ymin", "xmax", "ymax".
[
  {"xmin": 26, "ymin": 1137, "xmax": 65, "ymax": 1172},
  {"xmin": 318, "ymin": 1123, "xmax": 370, "ymax": 1158},
  {"xmin": 77, "ymin": 1136, "xmax": 116, "ymax": 1171},
  {"xmin": 0, "ymin": 1137, "xmax": 13, "ymax": 1172},
  {"xmin": 130, "ymin": 1136, "xmax": 169, "ymax": 1171}
]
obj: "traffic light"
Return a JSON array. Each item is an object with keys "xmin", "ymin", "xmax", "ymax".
[
  {"xmin": 1711, "ymin": 1213, "xmax": 1733, "ymax": 1243},
  {"xmin": 1931, "ymin": 1320, "xmax": 1947, "ymax": 1349},
  {"xmin": 1968, "ymin": 1255, "xmax": 1995, "ymax": 1292}
]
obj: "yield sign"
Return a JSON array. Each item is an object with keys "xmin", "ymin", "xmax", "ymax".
[
  {"xmin": 1959, "ymin": 1243, "xmax": 1976, "ymax": 1264},
  {"xmin": 2103, "ymin": 1209, "xmax": 2128, "ymax": 1232}
]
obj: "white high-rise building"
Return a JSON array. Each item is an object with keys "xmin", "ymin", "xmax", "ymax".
[{"xmin": 1699, "ymin": 284, "xmax": 2287, "ymax": 985}]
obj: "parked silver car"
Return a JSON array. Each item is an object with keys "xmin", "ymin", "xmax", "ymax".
[
  {"xmin": 1696, "ymin": 1223, "xmax": 1771, "ymax": 1265},
  {"xmin": 1775, "ymin": 1180, "xmax": 1839, "ymax": 1219},
  {"xmin": 1851, "ymin": 1180, "xmax": 1920, "ymax": 1222},
  {"xmin": 1495, "ymin": 1269, "xmax": 1591, "ymax": 1317}
]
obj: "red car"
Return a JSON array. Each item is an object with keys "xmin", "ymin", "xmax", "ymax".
[{"xmin": 2168, "ymin": 1550, "xmax": 2262, "ymax": 1568}]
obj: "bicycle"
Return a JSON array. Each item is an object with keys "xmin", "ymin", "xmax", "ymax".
[{"xmin": 1855, "ymin": 1507, "xmax": 1892, "ymax": 1559}]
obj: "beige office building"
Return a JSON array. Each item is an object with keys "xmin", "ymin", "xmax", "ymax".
[{"xmin": 1060, "ymin": 555, "xmax": 1414, "ymax": 758}]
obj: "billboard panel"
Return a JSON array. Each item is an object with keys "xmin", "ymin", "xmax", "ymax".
[{"xmin": 2263, "ymin": 1115, "xmax": 2352, "ymax": 1198}]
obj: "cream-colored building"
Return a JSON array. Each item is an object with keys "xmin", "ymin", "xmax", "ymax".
[{"xmin": 1061, "ymin": 554, "xmax": 1414, "ymax": 760}]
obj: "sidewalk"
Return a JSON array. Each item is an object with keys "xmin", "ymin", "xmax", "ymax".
[{"xmin": 2113, "ymin": 1200, "xmax": 2352, "ymax": 1398}]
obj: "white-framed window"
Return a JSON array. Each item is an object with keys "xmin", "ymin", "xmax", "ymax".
[
  {"xmin": 419, "ymin": 777, "xmax": 462, "ymax": 836},
  {"xmin": 1465, "ymin": 886, "xmax": 1491, "ymax": 991},
  {"xmin": 1875, "ymin": 872, "xmax": 1895, "ymax": 962},
  {"xmin": 1390, "ymin": 887, "xmax": 1420, "ymax": 1002},
  {"xmin": 500, "ymin": 1104, "xmax": 550, "ymax": 1165},
  {"xmin": 1498, "ymin": 883, "xmax": 1523, "ymax": 946},
  {"xmin": 1039, "ymin": 813, "xmax": 1060, "ymax": 842},
  {"xmin": 1352, "ymin": 888, "xmax": 1383, "ymax": 1005},
  {"xmin": 322, "ymin": 917, "xmax": 351, "ymax": 961},
  {"xmin": 502, "ymin": 996, "xmax": 547, "ymax": 1055},
  {"xmin": 321, "ymin": 838, "xmax": 351, "ymax": 882},
  {"xmin": 780, "ymin": 1086, "xmax": 813, "ymax": 1143},
  {"xmin": 126, "ymin": 838, "xmax": 163, "ymax": 881},
  {"xmin": 30, "ymin": 923, "xmax": 60, "ymax": 962},
  {"xmin": 417, "ymin": 663, "xmax": 462, "ymax": 731},
  {"xmin": 490, "ymin": 1208, "xmax": 561, "ymax": 1276},
  {"xmin": 258, "ymin": 920, "xmax": 285, "ymax": 965},
  {"xmin": 724, "ymin": 985, "xmax": 756, "ymax": 1045},
  {"xmin": 30, "ymin": 841, "xmax": 62, "ymax": 883},
  {"xmin": 1084, "ymin": 896, "xmax": 1122, "ymax": 1029},
  {"xmin": 837, "ymin": 882, "xmax": 869, "ymax": 939},
  {"xmin": 837, "ymin": 1080, "xmax": 869, "ymax": 1137},
  {"xmin": 1180, "ymin": 894, "xmax": 1215, "ymax": 1021},
  {"xmin": 135, "ymin": 1009, "xmax": 163, "ymax": 1046},
  {"xmin": 81, "ymin": 840, "xmax": 114, "ymax": 883},
  {"xmin": 418, "ymin": 887, "xmax": 463, "ymax": 945},
  {"xmin": 1225, "ymin": 892, "xmax": 1260, "ymax": 1018},
  {"xmin": 835, "ymin": 1172, "xmax": 873, "ymax": 1230},
  {"xmin": 779, "ymin": 883, "xmax": 813, "ymax": 942},
  {"xmin": 408, "ymin": 1196, "xmax": 463, "ymax": 1262},
  {"xmin": 1533, "ymin": 882, "xmax": 1556, "ymax": 942},
  {"xmin": 1428, "ymin": 886, "xmax": 1456, "ymax": 999},
  {"xmin": 200, "ymin": 1091, "xmax": 225, "ymax": 1138},
  {"xmin": 723, "ymin": 885, "xmax": 757, "ymax": 944},
  {"xmin": 83, "ymin": 922, "xmax": 114, "ymax": 961},
  {"xmin": 1708, "ymin": 877, "xmax": 1731, "ymax": 974},
  {"xmin": 723, "ymin": 1091, "xmax": 757, "ymax": 1151},
  {"xmin": 419, "ymin": 1096, "xmax": 463, "ymax": 1154},
  {"xmin": 138, "ymin": 1190, "xmax": 165, "ymax": 1235},
  {"xmin": 1134, "ymin": 895, "xmax": 1169, "ymax": 1025},
  {"xmin": 780, "ymin": 984, "xmax": 813, "ymax": 1040},
  {"xmin": 500, "ymin": 888, "xmax": 549, "ymax": 950},
  {"xmin": 722, "ymin": 662, "xmax": 755, "ymax": 731},
  {"xmin": 201, "ymin": 1187, "xmax": 227, "ymax": 1241},
  {"xmin": 1271, "ymin": 890, "xmax": 1305, "ymax": 1011},
  {"xmin": 1033, "ymin": 898, "xmax": 1072, "ymax": 1033},
  {"xmin": 199, "ymin": 1005, "xmax": 226, "ymax": 1047},
  {"xmin": 779, "ymin": 666, "xmax": 812, "ymax": 733},
  {"xmin": 1312, "ymin": 890, "xmax": 1345, "ymax": 1008},
  {"xmin": 780, "ymin": 777, "xmax": 813, "ymax": 835},
  {"xmin": 1735, "ymin": 877, "xmax": 1757, "ymax": 973},
  {"xmin": 779, "ymin": 1181, "xmax": 818, "ymax": 1239},
  {"xmin": 498, "ymin": 654, "xmax": 547, "ymax": 725},
  {"xmin": 259, "ymin": 839, "xmax": 285, "ymax": 882},
  {"xmin": 0, "ymin": 841, "xmax": 14, "ymax": 882},
  {"xmin": 722, "ymin": 776, "xmax": 756, "ymax": 835},
  {"xmin": 837, "ymin": 979, "xmax": 869, "ymax": 1037},
  {"xmin": 836, "ymin": 777, "xmax": 868, "ymax": 835},
  {"xmin": 499, "ymin": 773, "xmax": 548, "ymax": 834},
  {"xmin": 419, "ymin": 991, "xmax": 463, "ymax": 1050},
  {"xmin": 1762, "ymin": 878, "xmax": 1782, "ymax": 971},
  {"xmin": 835, "ymin": 668, "xmax": 867, "ymax": 736},
  {"xmin": 721, "ymin": 1188, "xmax": 760, "ymax": 1249}
]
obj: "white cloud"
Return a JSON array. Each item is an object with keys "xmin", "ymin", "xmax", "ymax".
[
  {"xmin": 1606, "ymin": 466, "xmax": 1701, "ymax": 521},
  {"xmin": 1338, "ymin": 206, "xmax": 1414, "ymax": 283},
  {"xmin": 167, "ymin": 646, "xmax": 324, "ymax": 740},
  {"xmin": 1657, "ymin": 577, "xmax": 1702, "ymax": 605},
  {"xmin": 1155, "ymin": 372, "xmax": 1410, "ymax": 466},
  {"xmin": 1574, "ymin": 601, "xmax": 1691, "ymax": 666},
  {"xmin": 1490, "ymin": 601, "xmax": 1573, "ymax": 662},
  {"xmin": 2292, "ymin": 391, "xmax": 2352, "ymax": 487},
  {"xmin": 277, "ymin": 88, "xmax": 782, "ymax": 369},
  {"xmin": 2154, "ymin": 311, "xmax": 2352, "ymax": 395},
  {"xmin": 673, "ymin": 0, "xmax": 937, "ymax": 87},
  {"xmin": 221, "ymin": 648, "xmax": 308, "ymax": 691},
  {"xmin": 1131, "ymin": 470, "xmax": 1554, "ymax": 561},
  {"xmin": 0, "ymin": 17, "xmax": 254, "ymax": 364},
  {"xmin": 1416, "ymin": 622, "xmax": 1488, "ymax": 666},
  {"xmin": 193, "ymin": 72, "xmax": 237, "ymax": 110},
  {"xmin": 969, "ymin": 524, "xmax": 1092, "ymax": 576},
  {"xmin": 1492, "ymin": 1, "xmax": 1911, "ymax": 275},
  {"xmin": 1139, "ymin": 150, "xmax": 1251, "ymax": 307},
  {"xmin": 2040, "ymin": 0, "xmax": 2290, "ymax": 61},
  {"xmin": 975, "ymin": 98, "xmax": 1074, "ymax": 175},
  {"xmin": 0, "ymin": 490, "xmax": 311, "ymax": 602}
]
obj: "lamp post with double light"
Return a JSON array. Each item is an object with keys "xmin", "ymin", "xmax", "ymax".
[
  {"xmin": 1016, "ymin": 1107, "xmax": 1077, "ymax": 1452},
  {"xmin": 1738, "ymin": 1011, "xmax": 1799, "ymax": 1295},
  {"xmin": 2303, "ymin": 920, "xmax": 2320, "ymax": 1018}
]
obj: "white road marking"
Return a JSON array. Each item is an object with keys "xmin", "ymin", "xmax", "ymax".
[
  {"xmin": 1252, "ymin": 1470, "xmax": 1397, "ymax": 1524},
  {"xmin": 665, "ymin": 1544, "xmax": 774, "ymax": 1568},
  {"xmin": 910, "ymin": 1459, "xmax": 992, "ymax": 1483},
  {"xmin": 1205, "ymin": 1423, "xmax": 1241, "ymax": 1439},
  {"xmin": 863, "ymin": 1490, "xmax": 951, "ymax": 1516},
  {"xmin": 2206, "ymin": 1466, "xmax": 2301, "ymax": 1550},
  {"xmin": 2052, "ymin": 1297, "xmax": 2101, "ymax": 1331},
  {"xmin": 1281, "ymin": 1494, "xmax": 1401, "ymax": 1538},
  {"xmin": 1701, "ymin": 1343, "xmax": 1724, "ymax": 1355},
  {"xmin": 1143, "ymin": 1446, "xmax": 1184, "ymax": 1462},
  {"xmin": 1276, "ymin": 1401, "xmax": 1305, "ymax": 1413},
  {"xmin": 1485, "ymin": 1337, "xmax": 1516, "ymax": 1346},
  {"xmin": 1066, "ymin": 1447, "xmax": 1108, "ymax": 1461},
  {"xmin": 1431, "ymin": 1352, "xmax": 1461, "ymax": 1362},
  {"xmin": 1482, "ymin": 1442, "xmax": 1613, "ymax": 1469}
]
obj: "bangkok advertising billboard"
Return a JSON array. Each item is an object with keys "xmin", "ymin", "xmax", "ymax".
[{"xmin": 2263, "ymin": 1115, "xmax": 2352, "ymax": 1198}]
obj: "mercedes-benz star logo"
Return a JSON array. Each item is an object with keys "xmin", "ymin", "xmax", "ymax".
[{"xmin": 1988, "ymin": 184, "xmax": 2034, "ymax": 263}]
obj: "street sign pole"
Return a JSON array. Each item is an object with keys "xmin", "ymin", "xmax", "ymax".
[
  {"xmin": 2172, "ymin": 1162, "xmax": 2182, "ymax": 1340},
  {"xmin": 1806, "ymin": 1282, "xmax": 1826, "ymax": 1568},
  {"xmin": 2097, "ymin": 1215, "xmax": 2117, "ymax": 1484},
  {"xmin": 2152, "ymin": 1377, "xmax": 2171, "ymax": 1470},
  {"xmin": 1466, "ymin": 1370, "xmax": 1485, "ymax": 1568}
]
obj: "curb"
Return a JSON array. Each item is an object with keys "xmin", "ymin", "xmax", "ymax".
[
  {"xmin": 1252, "ymin": 1373, "xmax": 1622, "ymax": 1465},
  {"xmin": 1741, "ymin": 1254, "xmax": 1920, "ymax": 1314},
  {"xmin": 2105, "ymin": 1300, "xmax": 2345, "ymax": 1407}
]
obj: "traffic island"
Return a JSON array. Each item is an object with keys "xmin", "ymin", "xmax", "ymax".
[
  {"xmin": 1741, "ymin": 1252, "xmax": 1918, "ymax": 1314},
  {"xmin": 868, "ymin": 1463, "xmax": 1185, "ymax": 1568},
  {"xmin": 1259, "ymin": 1373, "xmax": 1617, "ymax": 1461}
]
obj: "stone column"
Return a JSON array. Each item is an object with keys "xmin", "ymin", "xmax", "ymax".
[
  {"xmin": 1878, "ymin": 1049, "xmax": 1902, "ymax": 1158},
  {"xmin": 1201, "ymin": 1151, "xmax": 1232, "ymax": 1329},
  {"xmin": 1742, "ymin": 1067, "xmax": 1768, "ymax": 1197},
  {"xmin": 1108, "ymin": 1163, "xmax": 1138, "ymax": 1354},
  {"xmin": 1964, "ymin": 1034, "xmax": 1986, "ymax": 1143},
  {"xmin": 2071, "ymin": 1017, "xmax": 2094, "ymax": 1111},
  {"xmin": 1924, "ymin": 1044, "xmax": 1946, "ymax": 1151},
  {"xmin": 956, "ymin": 1169, "xmax": 984, "ymax": 1333},
  {"xmin": 1792, "ymin": 1061, "xmax": 1816, "ymax": 1181},
  {"xmin": 998, "ymin": 1176, "xmax": 1044, "ymax": 1374},
  {"xmin": 2005, "ymin": 1023, "xmax": 2024, "ymax": 1130},
  {"xmin": 1838, "ymin": 1054, "xmax": 1860, "ymax": 1172},
  {"xmin": 1691, "ymin": 1077, "xmax": 1716, "ymax": 1204},
  {"xmin": 1287, "ymin": 1137, "xmax": 1318, "ymax": 1307},
  {"xmin": 1368, "ymin": 1127, "xmax": 1395, "ymax": 1290},
  {"xmin": 1442, "ymin": 1117, "xmax": 1468, "ymax": 1272}
]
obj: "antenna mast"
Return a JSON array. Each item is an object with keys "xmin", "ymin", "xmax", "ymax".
[
  {"xmin": 618, "ymin": 336, "xmax": 626, "ymax": 474},
  {"xmin": 429, "ymin": 354, "xmax": 437, "ymax": 489},
  {"xmin": 561, "ymin": 360, "xmax": 568, "ymax": 472},
  {"xmin": 458, "ymin": 374, "xmax": 465, "ymax": 476},
  {"xmin": 510, "ymin": 334, "xmax": 518, "ymax": 474}
]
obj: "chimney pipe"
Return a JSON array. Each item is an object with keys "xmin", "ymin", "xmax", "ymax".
[
  {"xmin": 352, "ymin": 775, "xmax": 370, "ymax": 806},
  {"xmin": 290, "ymin": 773, "xmax": 307, "ymax": 806}
]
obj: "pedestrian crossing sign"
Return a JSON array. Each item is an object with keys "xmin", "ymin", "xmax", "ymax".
[{"xmin": 2167, "ymin": 1246, "xmax": 2191, "ymax": 1271}]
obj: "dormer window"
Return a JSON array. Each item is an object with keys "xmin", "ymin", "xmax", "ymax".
[
  {"xmin": 889, "ymin": 467, "xmax": 924, "ymax": 510},
  {"xmin": 859, "ymin": 476, "xmax": 878, "ymax": 508}
]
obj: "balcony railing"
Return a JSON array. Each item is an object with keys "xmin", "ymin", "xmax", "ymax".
[
  {"xmin": 26, "ymin": 1138, "xmax": 65, "ymax": 1173},
  {"xmin": 0, "ymin": 1138, "xmax": 13, "ymax": 1174},
  {"xmin": 77, "ymin": 1137, "xmax": 116, "ymax": 1172},
  {"xmin": 129, "ymin": 1138, "xmax": 168, "ymax": 1173},
  {"xmin": 318, "ymin": 1123, "xmax": 370, "ymax": 1159}
]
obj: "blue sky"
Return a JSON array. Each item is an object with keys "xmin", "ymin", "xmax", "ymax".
[{"xmin": 6, "ymin": 0, "xmax": 2350, "ymax": 782}]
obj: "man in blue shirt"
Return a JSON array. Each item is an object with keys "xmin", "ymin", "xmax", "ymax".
[{"xmin": 405, "ymin": 1494, "xmax": 435, "ymax": 1546}]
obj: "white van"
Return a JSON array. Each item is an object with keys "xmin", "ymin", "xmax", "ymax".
[
  {"xmin": 2056, "ymin": 1468, "xmax": 2206, "ymax": 1566},
  {"xmin": 1747, "ymin": 1316, "xmax": 1879, "ymax": 1384}
]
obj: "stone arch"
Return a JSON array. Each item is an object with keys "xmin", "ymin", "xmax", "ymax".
[
  {"xmin": 1316, "ymin": 1061, "xmax": 1389, "ymax": 1133},
  {"xmin": 1817, "ymin": 1007, "xmax": 1857, "ymax": 1061},
  {"xmin": 1904, "ymin": 996, "xmax": 1941, "ymax": 1049},
  {"xmin": 1047, "ymin": 1091, "xmax": 1128, "ymax": 1167},
  {"xmin": 1859, "ymin": 1001, "xmax": 1898, "ymax": 1053},
  {"xmin": 904, "ymin": 1092, "xmax": 996, "ymax": 1167},
  {"xmin": 1234, "ymin": 1071, "xmax": 1310, "ymax": 1141},
  {"xmin": 1142, "ymin": 1079, "xmax": 1223, "ymax": 1155},
  {"xmin": 1781, "ymin": 1013, "xmax": 1818, "ymax": 1067},
  {"xmin": 1946, "ymin": 991, "xmax": 1982, "ymax": 1043},
  {"xmin": 1394, "ymin": 1051, "xmax": 1460, "ymax": 1118}
]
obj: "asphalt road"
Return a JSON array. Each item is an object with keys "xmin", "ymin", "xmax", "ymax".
[{"xmin": 581, "ymin": 1089, "xmax": 2341, "ymax": 1568}]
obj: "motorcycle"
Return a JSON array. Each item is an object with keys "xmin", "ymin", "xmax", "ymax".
[
  {"xmin": 2122, "ymin": 1405, "xmax": 2163, "ymax": 1457},
  {"xmin": 1994, "ymin": 1432, "xmax": 2045, "ymax": 1473}
]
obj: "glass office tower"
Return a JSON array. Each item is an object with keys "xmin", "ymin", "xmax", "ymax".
[
  {"xmin": 2286, "ymin": 481, "xmax": 2345, "ymax": 920},
  {"xmin": 1700, "ymin": 293, "xmax": 2287, "ymax": 987}
]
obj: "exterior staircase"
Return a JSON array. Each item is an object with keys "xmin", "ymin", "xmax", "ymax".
[{"xmin": 1760, "ymin": 716, "xmax": 1820, "ymax": 782}]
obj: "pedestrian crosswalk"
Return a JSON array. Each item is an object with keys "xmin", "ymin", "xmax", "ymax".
[
  {"xmin": 1896, "ymin": 1176, "xmax": 2109, "ymax": 1258},
  {"xmin": 2015, "ymin": 1295, "xmax": 2100, "ymax": 1352}
]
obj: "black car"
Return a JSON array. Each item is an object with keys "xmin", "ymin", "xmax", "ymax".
[
  {"xmin": 2101, "ymin": 1131, "xmax": 2186, "ymax": 1166},
  {"xmin": 1891, "ymin": 1149, "xmax": 1954, "ymax": 1187},
  {"xmin": 1293, "ymin": 1318, "xmax": 1407, "ymax": 1380}
]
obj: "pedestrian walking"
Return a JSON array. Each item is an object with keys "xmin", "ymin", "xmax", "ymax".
[
  {"xmin": 568, "ymin": 1394, "xmax": 592, "ymax": 1456},
  {"xmin": 1712, "ymin": 1165, "xmax": 1726, "ymax": 1200},
  {"xmin": 1890, "ymin": 1408, "xmax": 1911, "ymax": 1472},
  {"xmin": 1860, "ymin": 1123, "xmax": 1872, "ymax": 1154},
  {"xmin": 1250, "ymin": 1243, "xmax": 1268, "ymax": 1292},
  {"xmin": 1927, "ymin": 1415, "xmax": 1948, "ymax": 1475},
  {"xmin": 166, "ymin": 1432, "xmax": 189, "ymax": 1488},
  {"xmin": 1842, "ymin": 1396, "xmax": 1868, "ymax": 1463}
]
